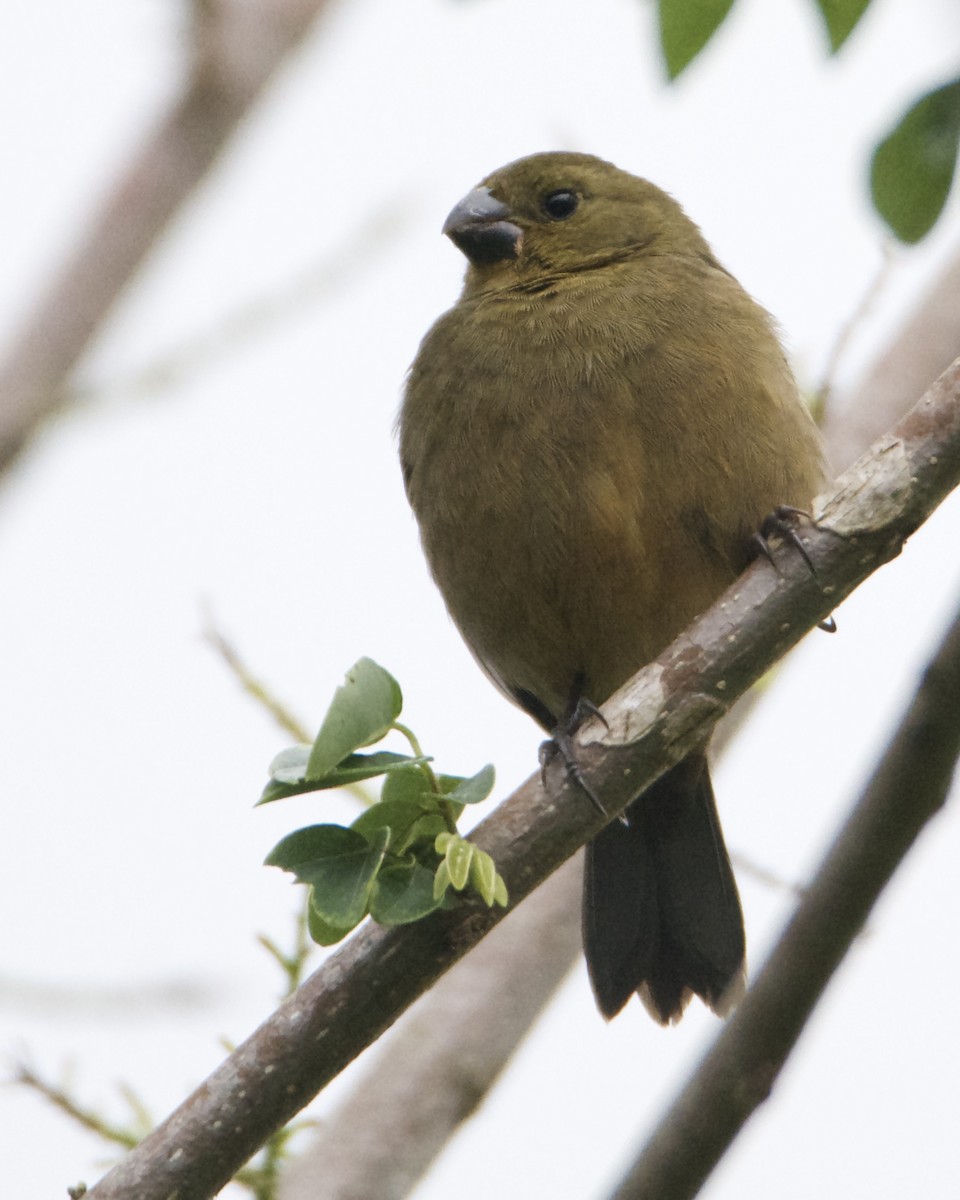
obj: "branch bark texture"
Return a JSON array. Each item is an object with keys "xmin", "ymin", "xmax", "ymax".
[
  {"xmin": 84, "ymin": 359, "xmax": 960, "ymax": 1199},
  {"xmin": 277, "ymin": 858, "xmax": 582, "ymax": 1200}
]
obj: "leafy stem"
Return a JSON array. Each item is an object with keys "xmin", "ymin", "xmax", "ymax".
[{"xmin": 260, "ymin": 659, "xmax": 508, "ymax": 947}]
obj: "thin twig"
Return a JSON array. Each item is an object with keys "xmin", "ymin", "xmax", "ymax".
[
  {"xmin": 70, "ymin": 206, "xmax": 408, "ymax": 408},
  {"xmin": 202, "ymin": 610, "xmax": 311, "ymax": 744},
  {"xmin": 812, "ymin": 241, "xmax": 896, "ymax": 424},
  {"xmin": 823, "ymin": 241, "xmax": 960, "ymax": 471},
  {"xmin": 14, "ymin": 1064, "xmax": 143, "ymax": 1151}
]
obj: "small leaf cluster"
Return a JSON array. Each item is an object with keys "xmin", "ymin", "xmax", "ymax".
[
  {"xmin": 260, "ymin": 659, "xmax": 508, "ymax": 945},
  {"xmin": 656, "ymin": 0, "xmax": 959, "ymax": 243},
  {"xmin": 656, "ymin": 0, "xmax": 870, "ymax": 81}
]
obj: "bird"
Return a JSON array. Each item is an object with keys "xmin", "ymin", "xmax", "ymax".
[{"xmin": 398, "ymin": 152, "xmax": 825, "ymax": 1022}]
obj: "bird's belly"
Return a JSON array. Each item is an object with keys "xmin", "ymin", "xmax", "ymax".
[{"xmin": 422, "ymin": 458, "xmax": 734, "ymax": 722}]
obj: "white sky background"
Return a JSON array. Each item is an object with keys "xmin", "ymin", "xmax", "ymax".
[{"xmin": 2, "ymin": 0, "xmax": 960, "ymax": 1196}]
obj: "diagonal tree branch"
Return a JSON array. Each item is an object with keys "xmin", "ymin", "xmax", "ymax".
[
  {"xmin": 83, "ymin": 358, "xmax": 960, "ymax": 1200},
  {"xmin": 0, "ymin": 0, "xmax": 336, "ymax": 476},
  {"xmin": 277, "ymin": 857, "xmax": 582, "ymax": 1200},
  {"xmin": 608, "ymin": 588, "xmax": 960, "ymax": 1200}
]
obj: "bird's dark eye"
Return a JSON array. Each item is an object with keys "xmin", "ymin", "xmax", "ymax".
[{"xmin": 542, "ymin": 190, "xmax": 579, "ymax": 220}]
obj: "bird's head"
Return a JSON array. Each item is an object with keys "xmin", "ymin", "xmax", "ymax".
[{"xmin": 442, "ymin": 152, "xmax": 714, "ymax": 291}]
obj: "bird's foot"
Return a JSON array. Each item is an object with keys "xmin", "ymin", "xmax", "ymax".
[
  {"xmin": 540, "ymin": 691, "xmax": 624, "ymax": 822},
  {"xmin": 752, "ymin": 505, "xmax": 837, "ymax": 633}
]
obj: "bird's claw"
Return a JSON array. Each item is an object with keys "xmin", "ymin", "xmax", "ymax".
[
  {"xmin": 540, "ymin": 728, "xmax": 608, "ymax": 817},
  {"xmin": 755, "ymin": 505, "xmax": 838, "ymax": 634},
  {"xmin": 541, "ymin": 688, "xmax": 627, "ymax": 824},
  {"xmin": 756, "ymin": 505, "xmax": 817, "ymax": 577}
]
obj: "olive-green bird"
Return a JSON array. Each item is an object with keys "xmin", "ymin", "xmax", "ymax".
[{"xmin": 399, "ymin": 152, "xmax": 825, "ymax": 1023}]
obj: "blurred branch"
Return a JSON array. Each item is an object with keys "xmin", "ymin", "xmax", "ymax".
[
  {"xmin": 203, "ymin": 610, "xmax": 311, "ymax": 744},
  {"xmin": 0, "ymin": 975, "xmax": 214, "ymax": 1018},
  {"xmin": 812, "ymin": 241, "xmax": 896, "ymax": 424},
  {"xmin": 608, "ymin": 592, "xmax": 960, "ymax": 1200},
  {"xmin": 83, "ymin": 360, "xmax": 960, "ymax": 1200},
  {"xmin": 0, "ymin": 0, "xmax": 338, "ymax": 477},
  {"xmin": 71, "ymin": 204, "xmax": 408, "ymax": 408},
  {"xmin": 14, "ymin": 1064, "xmax": 145, "ymax": 1151},
  {"xmin": 823, "ymin": 242, "xmax": 960, "ymax": 472},
  {"xmin": 277, "ymin": 858, "xmax": 582, "ymax": 1200}
]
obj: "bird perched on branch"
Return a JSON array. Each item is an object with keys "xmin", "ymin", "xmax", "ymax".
[{"xmin": 398, "ymin": 152, "xmax": 824, "ymax": 1022}]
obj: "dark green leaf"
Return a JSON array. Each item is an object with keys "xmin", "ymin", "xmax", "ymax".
[
  {"xmin": 265, "ymin": 824, "xmax": 388, "ymax": 928},
  {"xmin": 317, "ymin": 752, "xmax": 428, "ymax": 787},
  {"xmin": 444, "ymin": 764, "xmax": 495, "ymax": 805},
  {"xmin": 408, "ymin": 813, "xmax": 450, "ymax": 846},
  {"xmin": 658, "ymin": 0, "xmax": 736, "ymax": 80},
  {"xmin": 265, "ymin": 823, "xmax": 367, "ymax": 873},
  {"xmin": 257, "ymin": 751, "xmax": 429, "ymax": 805},
  {"xmin": 813, "ymin": 0, "xmax": 871, "ymax": 52},
  {"xmin": 369, "ymin": 862, "xmax": 444, "ymax": 925},
  {"xmin": 306, "ymin": 659, "xmax": 403, "ymax": 781},
  {"xmin": 380, "ymin": 766, "xmax": 431, "ymax": 805},
  {"xmin": 351, "ymin": 800, "xmax": 426, "ymax": 849},
  {"xmin": 871, "ymin": 80, "xmax": 960, "ymax": 243}
]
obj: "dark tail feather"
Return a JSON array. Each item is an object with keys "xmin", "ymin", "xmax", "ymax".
[{"xmin": 582, "ymin": 751, "xmax": 745, "ymax": 1023}]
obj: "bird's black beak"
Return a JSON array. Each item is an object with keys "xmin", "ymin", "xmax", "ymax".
[{"xmin": 442, "ymin": 186, "xmax": 523, "ymax": 266}]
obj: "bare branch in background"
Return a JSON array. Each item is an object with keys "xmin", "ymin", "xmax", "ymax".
[
  {"xmin": 609, "ymin": 592, "xmax": 960, "ymax": 1200},
  {"xmin": 824, "ymin": 243, "xmax": 960, "ymax": 472},
  {"xmin": 0, "ymin": 0, "xmax": 338, "ymax": 476},
  {"xmin": 812, "ymin": 241, "xmax": 896, "ymax": 423},
  {"xmin": 203, "ymin": 610, "xmax": 312, "ymax": 744},
  {"xmin": 70, "ymin": 204, "xmax": 409, "ymax": 408},
  {"xmin": 278, "ymin": 859, "xmax": 582, "ymax": 1200},
  {"xmin": 82, "ymin": 360, "xmax": 960, "ymax": 1200}
]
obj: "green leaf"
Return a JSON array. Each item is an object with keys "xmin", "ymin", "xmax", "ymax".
[
  {"xmin": 433, "ymin": 859, "xmax": 451, "ymax": 901},
  {"xmin": 306, "ymin": 659, "xmax": 403, "ymax": 781},
  {"xmin": 813, "ymin": 0, "xmax": 871, "ymax": 52},
  {"xmin": 265, "ymin": 824, "xmax": 364, "ymax": 873},
  {"xmin": 871, "ymin": 80, "xmax": 960, "ymax": 243},
  {"xmin": 257, "ymin": 751, "xmax": 428, "ymax": 805},
  {"xmin": 268, "ymin": 745, "xmax": 311, "ymax": 783},
  {"xmin": 444, "ymin": 764, "xmax": 495, "ymax": 805},
  {"xmin": 468, "ymin": 848, "xmax": 499, "ymax": 906},
  {"xmin": 369, "ymin": 862, "xmax": 444, "ymax": 925},
  {"xmin": 657, "ymin": 0, "xmax": 736, "ymax": 80},
  {"xmin": 265, "ymin": 824, "xmax": 388, "ymax": 928},
  {"xmin": 443, "ymin": 836, "xmax": 474, "ymax": 891},
  {"xmin": 408, "ymin": 813, "xmax": 451, "ymax": 846},
  {"xmin": 351, "ymin": 800, "xmax": 425, "ymax": 850},
  {"xmin": 380, "ymin": 765, "xmax": 431, "ymax": 805},
  {"xmin": 307, "ymin": 895, "xmax": 356, "ymax": 946},
  {"xmin": 316, "ymin": 752, "xmax": 428, "ymax": 787}
]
